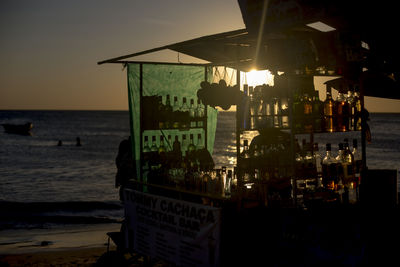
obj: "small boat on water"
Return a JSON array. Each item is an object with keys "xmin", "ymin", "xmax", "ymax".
[{"xmin": 2, "ymin": 122, "xmax": 33, "ymax": 135}]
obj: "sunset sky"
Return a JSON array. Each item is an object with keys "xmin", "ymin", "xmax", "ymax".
[{"xmin": 1, "ymin": 0, "xmax": 399, "ymax": 112}]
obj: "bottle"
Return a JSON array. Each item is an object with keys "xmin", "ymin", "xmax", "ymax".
[
  {"xmin": 303, "ymin": 94, "xmax": 313, "ymax": 133},
  {"xmin": 240, "ymin": 139, "xmax": 251, "ymax": 182},
  {"xmin": 353, "ymin": 88, "xmax": 362, "ymax": 131},
  {"xmin": 292, "ymin": 92, "xmax": 303, "ymax": 133},
  {"xmin": 172, "ymin": 135, "xmax": 182, "ymax": 168},
  {"xmin": 197, "ymin": 133, "xmax": 204, "ymax": 150},
  {"xmin": 225, "ymin": 169, "xmax": 232, "ymax": 196},
  {"xmin": 150, "ymin": 135, "xmax": 158, "ymax": 152},
  {"xmin": 343, "ymin": 139, "xmax": 356, "ymax": 203},
  {"xmin": 322, "ymin": 143, "xmax": 338, "ymax": 190},
  {"xmin": 172, "ymin": 96, "xmax": 180, "ymax": 128},
  {"xmin": 143, "ymin": 136, "xmax": 151, "ymax": 152},
  {"xmin": 313, "ymin": 143, "xmax": 323, "ymax": 187},
  {"xmin": 346, "ymin": 90, "xmax": 355, "ymax": 130},
  {"xmin": 273, "ymin": 95, "xmax": 282, "ymax": 128},
  {"xmin": 158, "ymin": 96, "xmax": 165, "ymax": 129},
  {"xmin": 189, "ymin": 99, "xmax": 196, "ymax": 128},
  {"xmin": 181, "ymin": 134, "xmax": 188, "ymax": 156},
  {"xmin": 335, "ymin": 91, "xmax": 350, "ymax": 132},
  {"xmin": 323, "ymin": 89, "xmax": 335, "ymax": 132},
  {"xmin": 196, "ymin": 99, "xmax": 205, "ymax": 127},
  {"xmin": 240, "ymin": 84, "xmax": 251, "ymax": 130},
  {"xmin": 312, "ymin": 91, "xmax": 323, "ymax": 132},
  {"xmin": 352, "ymin": 139, "xmax": 362, "ymax": 180},
  {"xmin": 249, "ymin": 86, "xmax": 257, "ymax": 129},
  {"xmin": 165, "ymin": 94, "xmax": 172, "ymax": 128},
  {"xmin": 181, "ymin": 97, "xmax": 189, "ymax": 129},
  {"xmin": 158, "ymin": 135, "xmax": 166, "ymax": 154},
  {"xmin": 343, "ymin": 139, "xmax": 354, "ymax": 180},
  {"xmin": 188, "ymin": 134, "xmax": 196, "ymax": 155}
]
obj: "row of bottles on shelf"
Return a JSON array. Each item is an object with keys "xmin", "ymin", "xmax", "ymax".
[
  {"xmin": 238, "ymin": 83, "xmax": 362, "ymax": 133},
  {"xmin": 142, "ymin": 95, "xmax": 205, "ymax": 130},
  {"xmin": 293, "ymin": 138, "xmax": 362, "ymax": 204},
  {"xmin": 142, "ymin": 132, "xmax": 228, "ymax": 196},
  {"xmin": 293, "ymin": 88, "xmax": 362, "ymax": 133},
  {"xmin": 239, "ymin": 84, "xmax": 289, "ymax": 130},
  {"xmin": 320, "ymin": 139, "xmax": 362, "ymax": 202},
  {"xmin": 239, "ymin": 137, "xmax": 292, "ymax": 181}
]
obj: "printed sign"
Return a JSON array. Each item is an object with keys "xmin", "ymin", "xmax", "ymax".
[{"xmin": 123, "ymin": 189, "xmax": 221, "ymax": 267}]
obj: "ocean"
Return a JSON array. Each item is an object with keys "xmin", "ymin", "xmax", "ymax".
[{"xmin": 0, "ymin": 110, "xmax": 399, "ymax": 230}]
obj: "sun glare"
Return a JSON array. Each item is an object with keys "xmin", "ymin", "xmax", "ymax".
[{"xmin": 243, "ymin": 69, "xmax": 274, "ymax": 87}]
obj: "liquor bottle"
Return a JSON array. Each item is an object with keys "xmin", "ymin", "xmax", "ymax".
[
  {"xmin": 353, "ymin": 88, "xmax": 362, "ymax": 131},
  {"xmin": 335, "ymin": 92, "xmax": 350, "ymax": 132},
  {"xmin": 342, "ymin": 140, "xmax": 354, "ymax": 180},
  {"xmin": 189, "ymin": 99, "xmax": 196, "ymax": 128},
  {"xmin": 240, "ymin": 139, "xmax": 251, "ymax": 182},
  {"xmin": 323, "ymin": 89, "xmax": 335, "ymax": 132},
  {"xmin": 188, "ymin": 133, "xmax": 196, "ymax": 155},
  {"xmin": 322, "ymin": 143, "xmax": 338, "ymax": 190},
  {"xmin": 346, "ymin": 90, "xmax": 355, "ymax": 130},
  {"xmin": 312, "ymin": 91, "xmax": 323, "ymax": 132},
  {"xmin": 181, "ymin": 97, "xmax": 189, "ymax": 129},
  {"xmin": 165, "ymin": 94, "xmax": 172, "ymax": 128},
  {"xmin": 303, "ymin": 94, "xmax": 313, "ymax": 133},
  {"xmin": 143, "ymin": 136, "xmax": 151, "ymax": 152},
  {"xmin": 150, "ymin": 135, "xmax": 158, "ymax": 152},
  {"xmin": 352, "ymin": 139, "xmax": 362, "ymax": 180},
  {"xmin": 196, "ymin": 99, "xmax": 205, "ymax": 127},
  {"xmin": 273, "ymin": 95, "xmax": 282, "ymax": 128},
  {"xmin": 343, "ymin": 139, "xmax": 356, "ymax": 203},
  {"xmin": 240, "ymin": 84, "xmax": 251, "ymax": 130},
  {"xmin": 292, "ymin": 92, "xmax": 303, "ymax": 133},
  {"xmin": 172, "ymin": 96, "xmax": 180, "ymax": 128},
  {"xmin": 249, "ymin": 86, "xmax": 258, "ymax": 129},
  {"xmin": 225, "ymin": 169, "xmax": 232, "ymax": 196},
  {"xmin": 173, "ymin": 135, "xmax": 181, "ymax": 153},
  {"xmin": 158, "ymin": 135, "xmax": 166, "ymax": 154},
  {"xmin": 196, "ymin": 133, "xmax": 204, "ymax": 150},
  {"xmin": 166, "ymin": 134, "xmax": 173, "ymax": 152},
  {"xmin": 313, "ymin": 143, "xmax": 323, "ymax": 187},
  {"xmin": 157, "ymin": 96, "xmax": 165, "ymax": 129},
  {"xmin": 181, "ymin": 134, "xmax": 188, "ymax": 156},
  {"xmin": 172, "ymin": 135, "xmax": 182, "ymax": 168}
]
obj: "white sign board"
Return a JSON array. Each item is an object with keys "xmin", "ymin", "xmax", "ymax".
[{"xmin": 123, "ymin": 189, "xmax": 221, "ymax": 267}]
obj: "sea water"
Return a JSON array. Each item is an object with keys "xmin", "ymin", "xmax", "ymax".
[{"xmin": 0, "ymin": 110, "xmax": 399, "ymax": 229}]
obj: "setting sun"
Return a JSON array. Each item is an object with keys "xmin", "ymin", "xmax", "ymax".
[{"xmin": 243, "ymin": 69, "xmax": 274, "ymax": 87}]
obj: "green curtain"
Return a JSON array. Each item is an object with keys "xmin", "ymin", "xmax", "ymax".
[{"xmin": 127, "ymin": 63, "xmax": 218, "ymax": 179}]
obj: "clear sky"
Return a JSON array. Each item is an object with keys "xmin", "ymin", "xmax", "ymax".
[{"xmin": 1, "ymin": 0, "xmax": 399, "ymax": 112}]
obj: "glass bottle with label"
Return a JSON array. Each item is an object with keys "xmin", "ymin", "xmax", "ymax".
[
  {"xmin": 165, "ymin": 94, "xmax": 172, "ymax": 128},
  {"xmin": 323, "ymin": 90, "xmax": 335, "ymax": 132},
  {"xmin": 143, "ymin": 136, "xmax": 151, "ymax": 152},
  {"xmin": 181, "ymin": 97, "xmax": 189, "ymax": 129},
  {"xmin": 158, "ymin": 135, "xmax": 166, "ymax": 154},
  {"xmin": 172, "ymin": 96, "xmax": 180, "ymax": 128},
  {"xmin": 312, "ymin": 91, "xmax": 323, "ymax": 132},
  {"xmin": 303, "ymin": 94, "xmax": 313, "ymax": 133},
  {"xmin": 335, "ymin": 92, "xmax": 350, "ymax": 132},
  {"xmin": 196, "ymin": 99, "xmax": 205, "ymax": 127},
  {"xmin": 196, "ymin": 133, "xmax": 204, "ymax": 150},
  {"xmin": 189, "ymin": 99, "xmax": 196, "ymax": 128},
  {"xmin": 150, "ymin": 135, "xmax": 158, "ymax": 152},
  {"xmin": 322, "ymin": 143, "xmax": 338, "ymax": 190}
]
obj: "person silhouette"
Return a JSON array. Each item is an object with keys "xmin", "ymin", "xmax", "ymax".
[{"xmin": 76, "ymin": 137, "xmax": 82, "ymax": 146}]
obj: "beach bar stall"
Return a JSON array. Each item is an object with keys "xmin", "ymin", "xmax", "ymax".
[{"xmin": 98, "ymin": 0, "xmax": 400, "ymax": 265}]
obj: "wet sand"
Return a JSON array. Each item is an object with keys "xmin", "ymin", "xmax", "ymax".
[{"xmin": 0, "ymin": 223, "xmax": 120, "ymax": 266}]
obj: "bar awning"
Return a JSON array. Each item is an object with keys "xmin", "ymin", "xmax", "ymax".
[{"xmin": 98, "ymin": 0, "xmax": 400, "ymax": 99}]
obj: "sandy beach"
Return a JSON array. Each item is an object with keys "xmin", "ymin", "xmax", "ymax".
[{"xmin": 0, "ymin": 223, "xmax": 120, "ymax": 266}]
